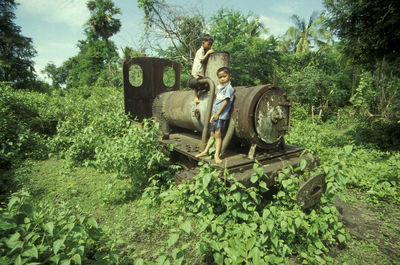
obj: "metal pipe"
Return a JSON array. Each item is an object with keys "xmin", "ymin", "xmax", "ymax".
[
  {"xmin": 197, "ymin": 78, "xmax": 215, "ymax": 150},
  {"xmin": 221, "ymin": 118, "xmax": 235, "ymax": 157}
]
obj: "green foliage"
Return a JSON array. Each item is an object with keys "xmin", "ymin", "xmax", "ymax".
[
  {"xmin": 0, "ymin": 83, "xmax": 57, "ymax": 168},
  {"xmin": 277, "ymin": 49, "xmax": 352, "ymax": 112},
  {"xmin": 209, "ymin": 9, "xmax": 279, "ymax": 86},
  {"xmin": 0, "ymin": 191, "xmax": 117, "ymax": 264},
  {"xmin": 324, "ymin": 0, "xmax": 400, "ymax": 70},
  {"xmin": 94, "ymin": 119, "xmax": 172, "ymax": 193},
  {"xmin": 154, "ymin": 160, "xmax": 348, "ymax": 264},
  {"xmin": 87, "ymin": 0, "xmax": 121, "ymax": 43},
  {"xmin": 49, "ymin": 86, "xmax": 172, "ymax": 196},
  {"xmin": 281, "ymin": 11, "xmax": 332, "ymax": 53},
  {"xmin": 287, "ymin": 116, "xmax": 400, "ymax": 204}
]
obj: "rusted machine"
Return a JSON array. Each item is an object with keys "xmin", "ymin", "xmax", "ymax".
[{"xmin": 123, "ymin": 53, "xmax": 325, "ymax": 208}]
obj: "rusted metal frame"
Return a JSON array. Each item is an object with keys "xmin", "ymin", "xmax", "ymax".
[
  {"xmin": 122, "ymin": 57, "xmax": 181, "ymax": 121},
  {"xmin": 197, "ymin": 78, "xmax": 215, "ymax": 150}
]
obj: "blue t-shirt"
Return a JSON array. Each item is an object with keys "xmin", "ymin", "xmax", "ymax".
[{"xmin": 212, "ymin": 82, "xmax": 234, "ymax": 120}]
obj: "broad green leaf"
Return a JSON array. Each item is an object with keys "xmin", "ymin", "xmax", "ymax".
[
  {"xmin": 21, "ymin": 245, "xmax": 38, "ymax": 259},
  {"xmin": 246, "ymin": 237, "xmax": 256, "ymax": 251},
  {"xmin": 250, "ymin": 174, "xmax": 258, "ymax": 183},
  {"xmin": 213, "ymin": 252, "xmax": 224, "ymax": 265},
  {"xmin": 315, "ymin": 240, "xmax": 324, "ymax": 249},
  {"xmin": 14, "ymin": 255, "xmax": 22, "ymax": 265},
  {"xmin": 72, "ymin": 254, "xmax": 81, "ymax": 265},
  {"xmin": 53, "ymin": 238, "xmax": 65, "ymax": 254},
  {"xmin": 344, "ymin": 145, "xmax": 353, "ymax": 155},
  {"xmin": 280, "ymin": 220, "xmax": 288, "ymax": 232},
  {"xmin": 8, "ymin": 196, "xmax": 19, "ymax": 209},
  {"xmin": 167, "ymin": 233, "xmax": 179, "ymax": 248},
  {"xmin": 322, "ymin": 206, "xmax": 330, "ymax": 214},
  {"xmin": 60, "ymin": 259, "xmax": 71, "ymax": 265},
  {"xmin": 266, "ymin": 219, "xmax": 274, "ymax": 232},
  {"xmin": 338, "ymin": 234, "xmax": 346, "ymax": 243},
  {"xmin": 87, "ymin": 217, "xmax": 98, "ymax": 228},
  {"xmin": 300, "ymin": 159, "xmax": 307, "ymax": 171},
  {"xmin": 233, "ymin": 192, "xmax": 241, "ymax": 202},
  {"xmin": 134, "ymin": 258, "xmax": 144, "ymax": 265},
  {"xmin": 6, "ymin": 232, "xmax": 20, "ymax": 248},
  {"xmin": 44, "ymin": 222, "xmax": 54, "ymax": 236},
  {"xmin": 0, "ymin": 219, "xmax": 16, "ymax": 230},
  {"xmin": 202, "ymin": 174, "xmax": 211, "ymax": 188},
  {"xmin": 294, "ymin": 217, "xmax": 302, "ymax": 228},
  {"xmin": 180, "ymin": 221, "xmax": 191, "ymax": 235}
]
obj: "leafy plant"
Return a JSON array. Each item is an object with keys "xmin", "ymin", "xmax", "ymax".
[{"xmin": 0, "ymin": 191, "xmax": 118, "ymax": 264}]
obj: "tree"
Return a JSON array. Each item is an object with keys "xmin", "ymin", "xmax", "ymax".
[
  {"xmin": 137, "ymin": 0, "xmax": 205, "ymax": 62},
  {"xmin": 324, "ymin": 0, "xmax": 400, "ymax": 120},
  {"xmin": 48, "ymin": 28, "xmax": 119, "ymax": 88},
  {"xmin": 324, "ymin": 0, "xmax": 400, "ymax": 69},
  {"xmin": 0, "ymin": 0, "xmax": 36, "ymax": 89},
  {"xmin": 209, "ymin": 9, "xmax": 279, "ymax": 86},
  {"xmin": 282, "ymin": 11, "xmax": 332, "ymax": 53},
  {"xmin": 87, "ymin": 0, "xmax": 121, "ymax": 74}
]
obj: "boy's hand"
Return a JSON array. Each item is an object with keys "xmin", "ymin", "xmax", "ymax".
[{"xmin": 209, "ymin": 115, "xmax": 214, "ymax": 123}]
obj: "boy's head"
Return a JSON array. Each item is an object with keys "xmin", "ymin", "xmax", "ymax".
[
  {"xmin": 217, "ymin": 67, "xmax": 231, "ymax": 85},
  {"xmin": 201, "ymin": 34, "xmax": 213, "ymax": 51}
]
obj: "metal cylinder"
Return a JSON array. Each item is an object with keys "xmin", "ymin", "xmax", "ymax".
[
  {"xmin": 153, "ymin": 84, "xmax": 291, "ymax": 150},
  {"xmin": 231, "ymin": 85, "xmax": 290, "ymax": 149},
  {"xmin": 205, "ymin": 52, "xmax": 230, "ymax": 90}
]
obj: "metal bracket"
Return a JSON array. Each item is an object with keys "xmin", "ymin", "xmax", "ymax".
[{"xmin": 247, "ymin": 144, "xmax": 257, "ymax": 160}]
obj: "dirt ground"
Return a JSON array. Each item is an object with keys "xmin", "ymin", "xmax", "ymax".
[{"xmin": 330, "ymin": 190, "xmax": 400, "ymax": 264}]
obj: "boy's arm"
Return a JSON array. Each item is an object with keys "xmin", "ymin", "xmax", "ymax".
[{"xmin": 200, "ymin": 49, "xmax": 215, "ymax": 62}]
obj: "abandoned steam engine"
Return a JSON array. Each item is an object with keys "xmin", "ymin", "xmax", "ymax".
[{"xmin": 122, "ymin": 53, "xmax": 325, "ymax": 208}]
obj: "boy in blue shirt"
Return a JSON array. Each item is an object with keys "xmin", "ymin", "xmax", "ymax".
[{"xmin": 196, "ymin": 67, "xmax": 234, "ymax": 163}]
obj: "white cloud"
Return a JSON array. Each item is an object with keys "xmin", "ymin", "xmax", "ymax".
[
  {"xmin": 18, "ymin": 0, "xmax": 89, "ymax": 29},
  {"xmin": 259, "ymin": 16, "xmax": 291, "ymax": 37}
]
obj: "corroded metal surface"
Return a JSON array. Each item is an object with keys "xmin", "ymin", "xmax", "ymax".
[
  {"xmin": 123, "ymin": 57, "xmax": 181, "ymax": 121},
  {"xmin": 254, "ymin": 87, "xmax": 290, "ymax": 144},
  {"xmin": 204, "ymin": 52, "xmax": 230, "ymax": 91},
  {"xmin": 296, "ymin": 174, "xmax": 326, "ymax": 209}
]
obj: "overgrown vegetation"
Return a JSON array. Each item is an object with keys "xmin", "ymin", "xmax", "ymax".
[{"xmin": 1, "ymin": 0, "xmax": 400, "ymax": 264}]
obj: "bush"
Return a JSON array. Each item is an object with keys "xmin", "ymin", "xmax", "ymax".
[
  {"xmin": 0, "ymin": 83, "xmax": 57, "ymax": 168},
  {"xmin": 0, "ymin": 191, "xmax": 118, "ymax": 264},
  {"xmin": 94, "ymin": 119, "xmax": 172, "ymax": 193}
]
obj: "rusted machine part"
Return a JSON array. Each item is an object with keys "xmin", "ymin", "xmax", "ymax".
[
  {"xmin": 153, "ymin": 90, "xmax": 206, "ymax": 131},
  {"xmin": 197, "ymin": 78, "xmax": 215, "ymax": 149},
  {"xmin": 123, "ymin": 57, "xmax": 181, "ymax": 121},
  {"xmin": 232, "ymin": 85, "xmax": 290, "ymax": 150},
  {"xmin": 296, "ymin": 173, "xmax": 326, "ymax": 209},
  {"xmin": 204, "ymin": 52, "xmax": 230, "ymax": 90},
  {"xmin": 152, "ymin": 78, "xmax": 215, "ymax": 138},
  {"xmin": 154, "ymin": 84, "xmax": 291, "ymax": 152},
  {"xmin": 220, "ymin": 118, "xmax": 236, "ymax": 156}
]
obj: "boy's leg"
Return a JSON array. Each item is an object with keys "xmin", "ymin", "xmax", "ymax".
[
  {"xmin": 194, "ymin": 87, "xmax": 200, "ymax": 104},
  {"xmin": 195, "ymin": 132, "xmax": 214, "ymax": 158},
  {"xmin": 214, "ymin": 129, "xmax": 223, "ymax": 164}
]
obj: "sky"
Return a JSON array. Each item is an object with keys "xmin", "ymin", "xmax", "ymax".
[{"xmin": 15, "ymin": 0, "xmax": 325, "ymax": 80}]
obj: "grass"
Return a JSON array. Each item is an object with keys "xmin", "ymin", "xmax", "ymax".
[{"xmin": 15, "ymin": 158, "xmax": 197, "ymax": 263}]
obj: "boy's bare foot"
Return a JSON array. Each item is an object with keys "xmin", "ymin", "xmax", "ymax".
[
  {"xmin": 194, "ymin": 98, "xmax": 200, "ymax": 104},
  {"xmin": 215, "ymin": 157, "xmax": 223, "ymax": 164},
  {"xmin": 195, "ymin": 151, "xmax": 208, "ymax": 158}
]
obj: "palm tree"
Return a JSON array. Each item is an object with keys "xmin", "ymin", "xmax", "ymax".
[
  {"xmin": 87, "ymin": 0, "xmax": 121, "ymax": 74},
  {"xmin": 282, "ymin": 11, "xmax": 332, "ymax": 53}
]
